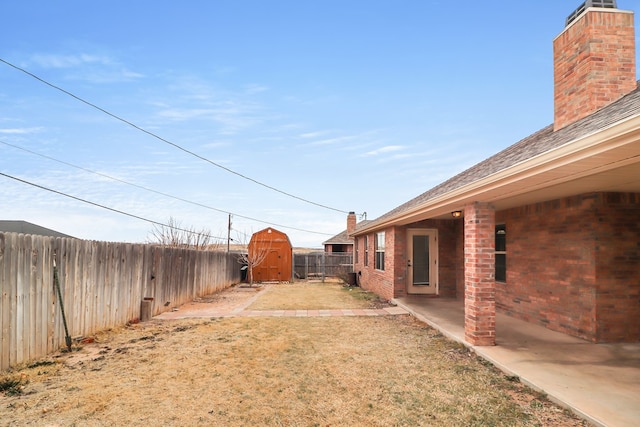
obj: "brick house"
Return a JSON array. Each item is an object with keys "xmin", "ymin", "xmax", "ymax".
[
  {"xmin": 352, "ymin": 2, "xmax": 640, "ymax": 346},
  {"xmin": 323, "ymin": 212, "xmax": 371, "ymax": 253}
]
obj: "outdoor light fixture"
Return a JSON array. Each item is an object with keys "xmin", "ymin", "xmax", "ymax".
[{"xmin": 451, "ymin": 211, "xmax": 462, "ymax": 218}]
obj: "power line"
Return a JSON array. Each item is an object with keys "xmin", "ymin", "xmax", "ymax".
[
  {"xmin": 0, "ymin": 171, "xmax": 231, "ymax": 241},
  {"xmin": 0, "ymin": 57, "xmax": 351, "ymax": 215},
  {"xmin": 0, "ymin": 139, "xmax": 334, "ymax": 236}
]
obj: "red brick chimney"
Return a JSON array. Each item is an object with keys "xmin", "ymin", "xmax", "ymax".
[
  {"xmin": 554, "ymin": 2, "xmax": 636, "ymax": 131},
  {"xmin": 347, "ymin": 211, "xmax": 356, "ymax": 237}
]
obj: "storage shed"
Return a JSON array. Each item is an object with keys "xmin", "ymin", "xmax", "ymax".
[{"xmin": 248, "ymin": 227, "xmax": 292, "ymax": 282}]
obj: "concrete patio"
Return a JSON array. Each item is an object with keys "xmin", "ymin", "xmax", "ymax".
[{"xmin": 393, "ymin": 296, "xmax": 640, "ymax": 427}]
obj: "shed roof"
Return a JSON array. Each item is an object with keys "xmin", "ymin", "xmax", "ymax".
[
  {"xmin": 250, "ymin": 227, "xmax": 292, "ymax": 245},
  {"xmin": 355, "ymin": 82, "xmax": 640, "ymax": 234}
]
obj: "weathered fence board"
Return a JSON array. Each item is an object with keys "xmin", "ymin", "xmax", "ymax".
[
  {"xmin": 1, "ymin": 233, "xmax": 10, "ymax": 370},
  {"xmin": 0, "ymin": 232, "xmax": 241, "ymax": 371},
  {"xmin": 293, "ymin": 252, "xmax": 353, "ymax": 280}
]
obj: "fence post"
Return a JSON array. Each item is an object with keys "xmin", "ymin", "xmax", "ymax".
[
  {"xmin": 140, "ymin": 297, "xmax": 154, "ymax": 322},
  {"xmin": 305, "ymin": 255, "xmax": 308, "ymax": 279}
]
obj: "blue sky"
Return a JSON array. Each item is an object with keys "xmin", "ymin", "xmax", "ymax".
[{"xmin": 1, "ymin": 1, "xmax": 638, "ymax": 248}]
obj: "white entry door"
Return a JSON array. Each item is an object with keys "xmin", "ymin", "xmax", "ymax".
[{"xmin": 407, "ymin": 229, "xmax": 438, "ymax": 295}]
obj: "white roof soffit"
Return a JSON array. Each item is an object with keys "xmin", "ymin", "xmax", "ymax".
[{"xmin": 358, "ymin": 112, "xmax": 640, "ymax": 233}]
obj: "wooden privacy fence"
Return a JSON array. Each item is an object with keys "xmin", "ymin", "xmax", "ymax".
[
  {"xmin": 0, "ymin": 232, "xmax": 241, "ymax": 371},
  {"xmin": 294, "ymin": 252, "xmax": 353, "ymax": 280}
]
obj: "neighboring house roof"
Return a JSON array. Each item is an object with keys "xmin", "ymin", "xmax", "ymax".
[
  {"xmin": 323, "ymin": 230, "xmax": 351, "ymax": 246},
  {"xmin": 323, "ymin": 220, "xmax": 373, "ymax": 245},
  {"xmin": 0, "ymin": 220, "xmax": 74, "ymax": 238},
  {"xmin": 355, "ymin": 82, "xmax": 640, "ymax": 234}
]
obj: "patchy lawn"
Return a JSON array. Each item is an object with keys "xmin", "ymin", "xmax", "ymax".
[
  {"xmin": 247, "ymin": 281, "xmax": 383, "ymax": 310},
  {"xmin": 0, "ymin": 282, "xmax": 586, "ymax": 426}
]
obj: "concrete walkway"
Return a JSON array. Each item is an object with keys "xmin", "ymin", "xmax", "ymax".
[{"xmin": 394, "ymin": 296, "xmax": 640, "ymax": 427}]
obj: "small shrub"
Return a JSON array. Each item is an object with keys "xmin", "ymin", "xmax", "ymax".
[
  {"xmin": 0, "ymin": 375, "xmax": 25, "ymax": 396},
  {"xmin": 530, "ymin": 400, "xmax": 544, "ymax": 409},
  {"xmin": 27, "ymin": 360, "xmax": 55, "ymax": 369}
]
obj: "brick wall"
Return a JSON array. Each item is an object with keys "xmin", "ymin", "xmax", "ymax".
[
  {"xmin": 497, "ymin": 195, "xmax": 598, "ymax": 340},
  {"xmin": 456, "ymin": 218, "xmax": 465, "ymax": 299},
  {"xmin": 496, "ymin": 192, "xmax": 640, "ymax": 343},
  {"xmin": 354, "ymin": 227, "xmax": 397, "ymax": 300},
  {"xmin": 554, "ymin": 8, "xmax": 636, "ymax": 131},
  {"xmin": 354, "ymin": 220, "xmax": 463, "ymax": 301},
  {"xmin": 325, "ymin": 244, "xmax": 353, "ymax": 253},
  {"xmin": 594, "ymin": 193, "xmax": 640, "ymax": 342}
]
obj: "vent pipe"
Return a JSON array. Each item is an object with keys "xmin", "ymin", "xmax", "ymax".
[{"xmin": 566, "ymin": 0, "xmax": 617, "ymax": 26}]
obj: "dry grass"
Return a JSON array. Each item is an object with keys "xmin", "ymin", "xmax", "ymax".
[
  {"xmin": 248, "ymin": 281, "xmax": 379, "ymax": 310},
  {"xmin": 0, "ymin": 282, "xmax": 586, "ymax": 427}
]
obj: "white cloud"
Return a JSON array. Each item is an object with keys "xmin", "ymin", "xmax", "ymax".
[
  {"xmin": 155, "ymin": 104, "xmax": 258, "ymax": 132},
  {"xmin": 389, "ymin": 153, "xmax": 412, "ymax": 160},
  {"xmin": 149, "ymin": 77, "xmax": 270, "ymax": 134},
  {"xmin": 29, "ymin": 53, "xmax": 113, "ymax": 69},
  {"xmin": 363, "ymin": 145, "xmax": 405, "ymax": 156},
  {"xmin": 243, "ymin": 84, "xmax": 269, "ymax": 95},
  {"xmin": 307, "ymin": 135, "xmax": 357, "ymax": 146},
  {"xmin": 76, "ymin": 68, "xmax": 145, "ymax": 83},
  {"xmin": 0, "ymin": 127, "xmax": 42, "ymax": 135},
  {"xmin": 299, "ymin": 130, "xmax": 332, "ymax": 139},
  {"xmin": 27, "ymin": 52, "xmax": 144, "ymax": 83},
  {"xmin": 203, "ymin": 140, "xmax": 231, "ymax": 149},
  {"xmin": 304, "ymin": 129, "xmax": 387, "ymax": 149},
  {"xmin": 156, "ymin": 108, "xmax": 218, "ymax": 121}
]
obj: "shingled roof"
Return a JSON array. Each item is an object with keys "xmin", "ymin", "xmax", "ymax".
[
  {"xmin": 358, "ymin": 81, "xmax": 640, "ymax": 232},
  {"xmin": 322, "ymin": 229, "xmax": 351, "ymax": 246},
  {"xmin": 0, "ymin": 220, "xmax": 74, "ymax": 238},
  {"xmin": 323, "ymin": 220, "xmax": 372, "ymax": 245}
]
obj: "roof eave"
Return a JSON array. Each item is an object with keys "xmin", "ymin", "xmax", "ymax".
[{"xmin": 353, "ymin": 112, "xmax": 640, "ymax": 235}]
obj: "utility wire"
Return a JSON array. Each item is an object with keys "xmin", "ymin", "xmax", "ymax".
[
  {"xmin": 0, "ymin": 171, "xmax": 232, "ymax": 240},
  {"xmin": 0, "ymin": 139, "xmax": 333, "ymax": 236},
  {"xmin": 0, "ymin": 57, "xmax": 351, "ymax": 215}
]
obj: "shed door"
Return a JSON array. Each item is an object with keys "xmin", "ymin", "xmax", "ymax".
[
  {"xmin": 407, "ymin": 229, "xmax": 438, "ymax": 295},
  {"xmin": 266, "ymin": 250, "xmax": 280, "ymax": 281}
]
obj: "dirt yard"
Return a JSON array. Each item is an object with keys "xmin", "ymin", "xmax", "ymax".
[{"xmin": 1, "ymin": 282, "xmax": 587, "ymax": 426}]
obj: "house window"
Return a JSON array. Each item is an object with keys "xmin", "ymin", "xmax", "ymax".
[
  {"xmin": 495, "ymin": 224, "xmax": 506, "ymax": 282},
  {"xmin": 375, "ymin": 232, "xmax": 385, "ymax": 271},
  {"xmin": 354, "ymin": 237, "xmax": 359, "ymax": 263},
  {"xmin": 364, "ymin": 235, "xmax": 369, "ymax": 267}
]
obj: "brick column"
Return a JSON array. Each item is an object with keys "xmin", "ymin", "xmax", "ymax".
[{"xmin": 464, "ymin": 202, "xmax": 496, "ymax": 346}]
